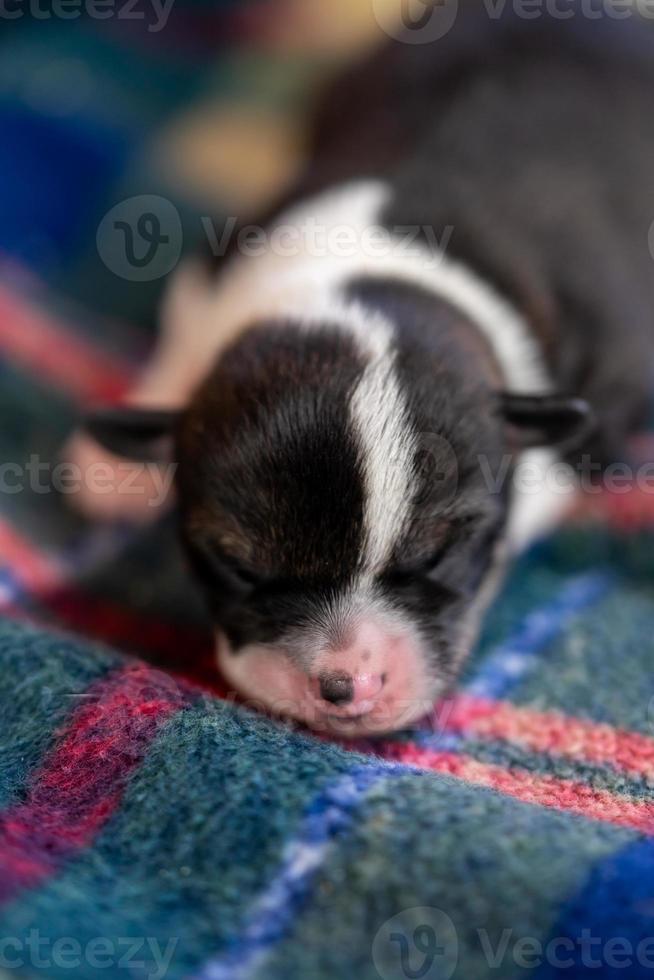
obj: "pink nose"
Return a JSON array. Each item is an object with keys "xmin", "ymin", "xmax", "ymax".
[{"xmin": 316, "ymin": 671, "xmax": 385, "ymax": 707}]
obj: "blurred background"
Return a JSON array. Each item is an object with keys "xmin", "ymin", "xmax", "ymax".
[
  {"xmin": 0, "ymin": 0, "xmax": 399, "ymax": 324},
  {"xmin": 0, "ymin": 0, "xmax": 404, "ymax": 674}
]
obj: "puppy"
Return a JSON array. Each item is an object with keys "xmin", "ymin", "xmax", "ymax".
[{"xmin": 75, "ymin": 5, "xmax": 654, "ymax": 734}]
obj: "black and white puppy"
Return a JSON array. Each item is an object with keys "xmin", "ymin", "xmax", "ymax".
[{"xmin": 80, "ymin": 4, "xmax": 654, "ymax": 734}]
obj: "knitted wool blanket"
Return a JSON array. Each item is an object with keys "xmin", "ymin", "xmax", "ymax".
[
  {"xmin": 1, "ymin": 590, "xmax": 654, "ymax": 980},
  {"xmin": 1, "ymin": 5, "xmax": 654, "ymax": 979}
]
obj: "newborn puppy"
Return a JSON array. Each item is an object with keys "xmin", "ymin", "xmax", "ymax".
[{"xmin": 77, "ymin": 5, "xmax": 654, "ymax": 734}]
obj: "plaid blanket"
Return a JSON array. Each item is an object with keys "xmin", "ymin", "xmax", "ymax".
[{"xmin": 2, "ymin": 5, "xmax": 654, "ymax": 979}]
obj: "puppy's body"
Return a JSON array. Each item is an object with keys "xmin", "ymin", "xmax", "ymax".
[{"xmin": 81, "ymin": 6, "xmax": 654, "ymax": 733}]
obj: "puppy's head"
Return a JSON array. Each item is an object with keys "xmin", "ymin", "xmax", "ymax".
[{"xmin": 86, "ymin": 306, "xmax": 591, "ymax": 735}]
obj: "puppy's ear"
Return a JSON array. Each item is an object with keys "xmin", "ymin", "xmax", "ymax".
[
  {"xmin": 500, "ymin": 393, "xmax": 595, "ymax": 450},
  {"xmin": 83, "ymin": 406, "xmax": 182, "ymax": 462}
]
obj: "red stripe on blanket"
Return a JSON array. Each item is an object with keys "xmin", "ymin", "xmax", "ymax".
[
  {"xmin": 0, "ymin": 521, "xmax": 64, "ymax": 592},
  {"xmin": 0, "ymin": 516, "xmax": 218, "ymax": 685},
  {"xmin": 0, "ymin": 516, "xmax": 221, "ymax": 689},
  {"xmin": 436, "ymin": 695, "xmax": 654, "ymax": 780},
  {"xmin": 0, "ymin": 664, "xmax": 191, "ymax": 904},
  {"xmin": 0, "ymin": 286, "xmax": 135, "ymax": 402},
  {"xmin": 380, "ymin": 745, "xmax": 654, "ymax": 833},
  {"xmin": 569, "ymin": 489, "xmax": 654, "ymax": 531},
  {"xmin": 564, "ymin": 432, "xmax": 654, "ymax": 531},
  {"xmin": 45, "ymin": 589, "xmax": 220, "ymax": 690}
]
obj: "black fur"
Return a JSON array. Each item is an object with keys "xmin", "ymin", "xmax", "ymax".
[
  {"xmin": 176, "ymin": 323, "xmax": 368, "ymax": 650},
  {"xmin": 345, "ymin": 276, "xmax": 509, "ymax": 676},
  {"xmin": 293, "ymin": 3, "xmax": 654, "ymax": 463}
]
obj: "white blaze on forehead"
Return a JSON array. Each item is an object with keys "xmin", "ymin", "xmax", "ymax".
[
  {"xmin": 343, "ymin": 304, "xmax": 418, "ymax": 573},
  {"xmin": 258, "ymin": 295, "xmax": 418, "ymax": 575}
]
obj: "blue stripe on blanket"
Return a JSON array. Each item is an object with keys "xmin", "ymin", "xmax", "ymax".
[
  {"xmin": 194, "ymin": 764, "xmax": 419, "ymax": 980},
  {"xmin": 534, "ymin": 838, "xmax": 654, "ymax": 978}
]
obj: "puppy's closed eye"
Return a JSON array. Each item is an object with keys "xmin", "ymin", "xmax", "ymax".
[
  {"xmin": 185, "ymin": 535, "xmax": 265, "ymax": 595},
  {"xmin": 388, "ymin": 542, "xmax": 452, "ymax": 581},
  {"xmin": 387, "ymin": 521, "xmax": 458, "ymax": 581},
  {"xmin": 387, "ymin": 515, "xmax": 502, "ymax": 595}
]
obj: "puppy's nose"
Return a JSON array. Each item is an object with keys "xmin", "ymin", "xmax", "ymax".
[
  {"xmin": 319, "ymin": 672, "xmax": 354, "ymax": 705},
  {"xmin": 316, "ymin": 671, "xmax": 386, "ymax": 709}
]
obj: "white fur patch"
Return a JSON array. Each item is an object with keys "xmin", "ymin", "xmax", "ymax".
[
  {"xmin": 152, "ymin": 178, "xmax": 561, "ymax": 555},
  {"xmin": 347, "ymin": 316, "xmax": 417, "ymax": 573},
  {"xmin": 153, "ymin": 179, "xmax": 550, "ymax": 400},
  {"xmin": 241, "ymin": 179, "xmax": 551, "ymax": 395},
  {"xmin": 507, "ymin": 448, "xmax": 578, "ymax": 552}
]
